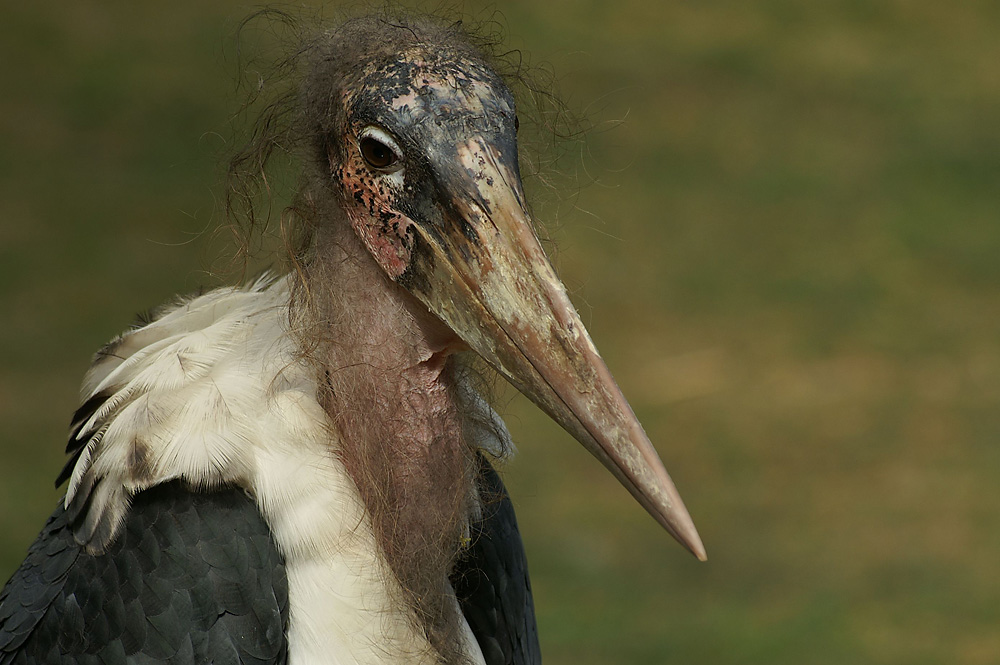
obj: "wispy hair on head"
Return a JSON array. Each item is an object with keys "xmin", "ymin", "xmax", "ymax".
[{"xmin": 223, "ymin": 5, "xmax": 584, "ymax": 277}]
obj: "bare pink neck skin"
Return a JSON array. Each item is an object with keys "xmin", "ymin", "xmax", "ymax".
[{"xmin": 298, "ymin": 218, "xmax": 474, "ymax": 664}]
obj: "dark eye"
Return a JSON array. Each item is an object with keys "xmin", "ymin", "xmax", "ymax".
[{"xmin": 360, "ymin": 136, "xmax": 398, "ymax": 170}]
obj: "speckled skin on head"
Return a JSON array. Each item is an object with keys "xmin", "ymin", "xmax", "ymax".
[{"xmin": 331, "ymin": 46, "xmax": 519, "ymax": 285}]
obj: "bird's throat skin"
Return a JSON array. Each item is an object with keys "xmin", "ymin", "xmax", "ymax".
[{"xmin": 304, "ymin": 219, "xmax": 477, "ymax": 665}]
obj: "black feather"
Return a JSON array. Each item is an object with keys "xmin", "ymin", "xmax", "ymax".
[
  {"xmin": 0, "ymin": 482, "xmax": 288, "ymax": 665},
  {"xmin": 60, "ymin": 390, "xmax": 116, "ymax": 489},
  {"xmin": 453, "ymin": 455, "xmax": 542, "ymax": 665},
  {"xmin": 68, "ymin": 391, "xmax": 113, "ymax": 442}
]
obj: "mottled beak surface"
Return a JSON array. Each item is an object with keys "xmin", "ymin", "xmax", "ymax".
[{"xmin": 405, "ymin": 137, "xmax": 706, "ymax": 561}]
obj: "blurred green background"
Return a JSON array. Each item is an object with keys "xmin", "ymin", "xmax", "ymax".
[{"xmin": 2, "ymin": 2, "xmax": 999, "ymax": 663}]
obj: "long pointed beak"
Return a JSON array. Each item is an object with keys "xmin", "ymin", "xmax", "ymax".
[{"xmin": 405, "ymin": 138, "xmax": 706, "ymax": 560}]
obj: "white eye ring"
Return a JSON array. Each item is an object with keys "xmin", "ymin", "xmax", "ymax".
[{"xmin": 358, "ymin": 126, "xmax": 403, "ymax": 172}]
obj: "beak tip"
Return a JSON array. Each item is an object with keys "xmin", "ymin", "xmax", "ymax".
[
  {"xmin": 646, "ymin": 471, "xmax": 706, "ymax": 560},
  {"xmin": 669, "ymin": 510, "xmax": 708, "ymax": 562}
]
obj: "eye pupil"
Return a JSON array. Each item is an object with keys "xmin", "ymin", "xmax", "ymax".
[{"xmin": 360, "ymin": 136, "xmax": 397, "ymax": 170}]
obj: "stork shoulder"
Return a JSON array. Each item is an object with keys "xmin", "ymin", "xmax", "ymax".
[
  {"xmin": 60, "ymin": 274, "xmax": 309, "ymax": 553},
  {"xmin": 48, "ymin": 272, "xmax": 518, "ymax": 665}
]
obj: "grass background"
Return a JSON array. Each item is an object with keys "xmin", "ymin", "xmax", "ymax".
[{"xmin": 2, "ymin": 1, "xmax": 999, "ymax": 663}]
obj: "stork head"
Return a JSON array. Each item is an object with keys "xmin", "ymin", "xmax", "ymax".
[{"xmin": 299, "ymin": 17, "xmax": 705, "ymax": 560}]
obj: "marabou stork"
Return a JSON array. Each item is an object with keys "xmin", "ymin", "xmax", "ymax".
[{"xmin": 0, "ymin": 13, "xmax": 705, "ymax": 665}]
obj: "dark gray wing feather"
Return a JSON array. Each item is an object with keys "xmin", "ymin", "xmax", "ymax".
[
  {"xmin": 453, "ymin": 455, "xmax": 541, "ymax": 665},
  {"xmin": 0, "ymin": 482, "xmax": 288, "ymax": 665}
]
